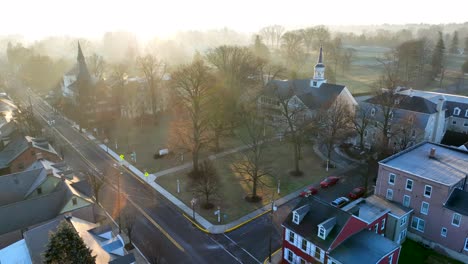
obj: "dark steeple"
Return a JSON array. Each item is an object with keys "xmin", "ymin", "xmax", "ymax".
[
  {"xmin": 76, "ymin": 41, "xmax": 91, "ymax": 81},
  {"xmin": 317, "ymin": 44, "xmax": 324, "ymax": 65}
]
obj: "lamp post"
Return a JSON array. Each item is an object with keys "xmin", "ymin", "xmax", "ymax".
[
  {"xmin": 191, "ymin": 197, "xmax": 197, "ymax": 220},
  {"xmin": 268, "ymin": 198, "xmax": 278, "ymax": 263},
  {"xmin": 177, "ymin": 178, "xmax": 180, "ymax": 193},
  {"xmin": 104, "ymin": 138, "xmax": 109, "ymax": 153}
]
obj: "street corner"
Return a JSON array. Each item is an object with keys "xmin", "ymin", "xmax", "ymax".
[
  {"xmin": 263, "ymin": 247, "xmax": 282, "ymax": 264},
  {"xmin": 182, "ymin": 214, "xmax": 211, "ymax": 234}
]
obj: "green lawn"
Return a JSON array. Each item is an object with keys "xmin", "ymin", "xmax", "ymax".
[
  {"xmin": 156, "ymin": 140, "xmax": 330, "ymax": 224},
  {"xmin": 399, "ymin": 239, "xmax": 463, "ymax": 264}
]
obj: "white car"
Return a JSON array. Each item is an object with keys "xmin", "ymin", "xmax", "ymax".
[{"xmin": 331, "ymin": 197, "xmax": 350, "ymax": 208}]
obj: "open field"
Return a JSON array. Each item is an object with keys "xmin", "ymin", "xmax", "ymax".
[
  {"xmin": 399, "ymin": 239, "xmax": 463, "ymax": 264},
  {"xmin": 156, "ymin": 140, "xmax": 332, "ymax": 223}
]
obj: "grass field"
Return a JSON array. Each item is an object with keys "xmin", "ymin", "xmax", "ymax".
[
  {"xmin": 156, "ymin": 140, "xmax": 331, "ymax": 223},
  {"xmin": 399, "ymin": 239, "xmax": 463, "ymax": 264}
]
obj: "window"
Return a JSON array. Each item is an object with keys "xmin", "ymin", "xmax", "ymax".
[
  {"xmin": 388, "ymin": 173, "xmax": 396, "ymax": 185},
  {"xmin": 452, "ymin": 120, "xmax": 457, "ymax": 125},
  {"xmin": 314, "ymin": 247, "xmax": 321, "ymax": 260},
  {"xmin": 398, "ymin": 229, "xmax": 407, "ymax": 243},
  {"xmin": 389, "ymin": 253, "xmax": 393, "ymax": 263},
  {"xmin": 18, "ymin": 163, "xmax": 24, "ymax": 170},
  {"xmin": 299, "ymin": 258, "xmax": 306, "ymax": 264},
  {"xmin": 406, "ymin": 179, "xmax": 413, "ymax": 191},
  {"xmin": 285, "ymin": 249, "xmax": 293, "ymax": 262},
  {"xmin": 464, "ymin": 238, "xmax": 468, "ymax": 251},
  {"xmin": 381, "ymin": 218, "xmax": 386, "ymax": 230},
  {"xmin": 454, "ymin": 107, "xmax": 461, "ymax": 116},
  {"xmin": 301, "ymin": 239, "xmax": 307, "ymax": 251},
  {"xmin": 313, "ymin": 81, "xmax": 317, "ymax": 86},
  {"xmin": 421, "ymin": 202, "xmax": 429, "ymax": 215},
  {"xmin": 452, "ymin": 213, "xmax": 462, "ymax": 227},
  {"xmin": 441, "ymin": 227, "xmax": 447, "ymax": 237},
  {"xmin": 401, "ymin": 215, "xmax": 407, "ymax": 226},
  {"xmin": 411, "ymin": 217, "xmax": 425, "ymax": 232},
  {"xmin": 293, "ymin": 213, "xmax": 299, "ymax": 224},
  {"xmin": 424, "ymin": 185, "xmax": 432, "ymax": 198},
  {"xmin": 464, "ymin": 122, "xmax": 468, "ymax": 127},
  {"xmin": 318, "ymin": 227, "xmax": 325, "ymax": 239},
  {"xmin": 374, "ymin": 223, "xmax": 379, "ymax": 233},
  {"xmin": 72, "ymin": 198, "xmax": 77, "ymax": 205},
  {"xmin": 466, "ymin": 110, "xmax": 468, "ymax": 117},
  {"xmin": 37, "ymin": 187, "xmax": 42, "ymax": 195},
  {"xmin": 371, "ymin": 108, "xmax": 376, "ymax": 116},
  {"xmin": 288, "ymin": 230, "xmax": 295, "ymax": 243},
  {"xmin": 386, "ymin": 189, "xmax": 393, "ymax": 200},
  {"xmin": 403, "ymin": 195, "xmax": 411, "ymax": 207}
]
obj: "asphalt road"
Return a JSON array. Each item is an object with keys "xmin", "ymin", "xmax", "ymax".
[{"xmin": 20, "ymin": 89, "xmax": 260, "ymax": 264}]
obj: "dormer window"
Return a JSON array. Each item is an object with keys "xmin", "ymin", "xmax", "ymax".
[
  {"xmin": 371, "ymin": 108, "xmax": 376, "ymax": 116},
  {"xmin": 454, "ymin": 107, "xmax": 461, "ymax": 116},
  {"xmin": 318, "ymin": 226, "xmax": 326, "ymax": 239},
  {"xmin": 293, "ymin": 212, "xmax": 300, "ymax": 224}
]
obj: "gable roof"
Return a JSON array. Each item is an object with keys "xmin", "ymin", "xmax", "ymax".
[
  {"xmin": 23, "ymin": 217, "xmax": 63, "ymax": 264},
  {"xmin": 445, "ymin": 188, "xmax": 468, "ymax": 216},
  {"xmin": 283, "ymin": 196, "xmax": 357, "ymax": 251},
  {"xmin": 0, "ymin": 168, "xmax": 45, "ymax": 206},
  {"xmin": 365, "ymin": 93, "xmax": 438, "ymax": 114},
  {"xmin": 265, "ymin": 79, "xmax": 346, "ymax": 110},
  {"xmin": 0, "ymin": 136, "xmax": 30, "ymax": 169},
  {"xmin": 329, "ymin": 230, "xmax": 400, "ymax": 264}
]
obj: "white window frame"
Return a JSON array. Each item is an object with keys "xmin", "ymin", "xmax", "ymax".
[
  {"xmin": 300, "ymin": 238, "xmax": 308, "ymax": 252},
  {"xmin": 406, "ymin": 179, "xmax": 413, "ymax": 191},
  {"xmin": 374, "ymin": 223, "xmax": 379, "ymax": 233},
  {"xmin": 464, "ymin": 238, "xmax": 468, "ymax": 251},
  {"xmin": 381, "ymin": 218, "xmax": 386, "ymax": 230},
  {"xmin": 401, "ymin": 215, "xmax": 407, "ymax": 226},
  {"xmin": 403, "ymin": 195, "xmax": 411, "ymax": 207},
  {"xmin": 318, "ymin": 226, "xmax": 326, "ymax": 239},
  {"xmin": 285, "ymin": 248, "xmax": 294, "ymax": 263},
  {"xmin": 454, "ymin": 107, "xmax": 461, "ymax": 116},
  {"xmin": 424, "ymin": 185, "xmax": 432, "ymax": 198},
  {"xmin": 389, "ymin": 253, "xmax": 393, "ymax": 263},
  {"xmin": 388, "ymin": 173, "xmax": 396, "ymax": 185},
  {"xmin": 386, "ymin": 189, "xmax": 393, "ymax": 200},
  {"xmin": 293, "ymin": 213, "xmax": 299, "ymax": 224},
  {"xmin": 421, "ymin": 202, "xmax": 429, "ymax": 215},
  {"xmin": 287, "ymin": 230, "xmax": 295, "ymax": 243},
  {"xmin": 452, "ymin": 213, "xmax": 462, "ymax": 227},
  {"xmin": 411, "ymin": 216, "xmax": 425, "ymax": 232},
  {"xmin": 441, "ymin": 227, "xmax": 447, "ymax": 237}
]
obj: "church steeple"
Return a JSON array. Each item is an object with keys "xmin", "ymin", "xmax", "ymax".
[
  {"xmin": 76, "ymin": 41, "xmax": 91, "ymax": 81},
  {"xmin": 311, "ymin": 44, "xmax": 327, "ymax": 88}
]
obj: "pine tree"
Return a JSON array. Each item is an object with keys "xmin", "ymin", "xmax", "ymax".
[
  {"xmin": 43, "ymin": 220, "xmax": 96, "ymax": 264},
  {"xmin": 431, "ymin": 32, "xmax": 445, "ymax": 78},
  {"xmin": 450, "ymin": 31, "xmax": 459, "ymax": 54}
]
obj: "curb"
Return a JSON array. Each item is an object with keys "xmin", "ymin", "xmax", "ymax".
[
  {"xmin": 263, "ymin": 248, "xmax": 282, "ymax": 264},
  {"xmin": 182, "ymin": 214, "xmax": 210, "ymax": 233},
  {"xmin": 224, "ymin": 209, "xmax": 272, "ymax": 233}
]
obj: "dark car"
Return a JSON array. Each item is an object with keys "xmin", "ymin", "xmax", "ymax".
[
  {"xmin": 348, "ymin": 187, "xmax": 366, "ymax": 199},
  {"xmin": 299, "ymin": 186, "xmax": 319, "ymax": 197},
  {"xmin": 320, "ymin": 176, "xmax": 339, "ymax": 188},
  {"xmin": 331, "ymin": 197, "xmax": 350, "ymax": 208}
]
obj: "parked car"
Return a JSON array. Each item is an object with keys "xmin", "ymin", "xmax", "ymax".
[
  {"xmin": 348, "ymin": 187, "xmax": 366, "ymax": 199},
  {"xmin": 331, "ymin": 197, "xmax": 350, "ymax": 208},
  {"xmin": 299, "ymin": 186, "xmax": 319, "ymax": 197},
  {"xmin": 320, "ymin": 176, "xmax": 339, "ymax": 188}
]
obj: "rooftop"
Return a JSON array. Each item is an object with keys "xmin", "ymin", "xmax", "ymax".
[
  {"xmin": 343, "ymin": 198, "xmax": 390, "ymax": 224},
  {"xmin": 445, "ymin": 188, "xmax": 468, "ymax": 216},
  {"xmin": 365, "ymin": 195, "xmax": 413, "ymax": 217},
  {"xmin": 0, "ymin": 239, "xmax": 32, "ymax": 264},
  {"xmin": 380, "ymin": 142, "xmax": 468, "ymax": 186},
  {"xmin": 330, "ymin": 230, "xmax": 400, "ymax": 264}
]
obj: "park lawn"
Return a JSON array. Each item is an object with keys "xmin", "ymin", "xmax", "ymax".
[
  {"xmin": 399, "ymin": 239, "xmax": 463, "ymax": 264},
  {"xmin": 156, "ymin": 140, "xmax": 330, "ymax": 224}
]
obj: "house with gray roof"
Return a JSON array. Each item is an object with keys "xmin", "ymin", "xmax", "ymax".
[
  {"xmin": 375, "ymin": 141, "xmax": 468, "ymax": 263},
  {"xmin": 0, "ymin": 216, "xmax": 135, "ymax": 264},
  {"xmin": 281, "ymin": 196, "xmax": 400, "ymax": 264},
  {"xmin": 259, "ymin": 46, "xmax": 357, "ymax": 128},
  {"xmin": 360, "ymin": 88, "xmax": 468, "ymax": 151}
]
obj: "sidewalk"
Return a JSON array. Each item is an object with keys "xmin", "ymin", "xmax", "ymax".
[{"xmin": 77, "ymin": 127, "xmax": 303, "ymax": 234}]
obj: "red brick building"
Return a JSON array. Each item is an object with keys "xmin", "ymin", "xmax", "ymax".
[
  {"xmin": 0, "ymin": 136, "xmax": 61, "ymax": 175},
  {"xmin": 281, "ymin": 196, "xmax": 400, "ymax": 264}
]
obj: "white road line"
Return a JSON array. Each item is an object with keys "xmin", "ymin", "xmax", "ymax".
[
  {"xmin": 206, "ymin": 236, "xmax": 243, "ymax": 264},
  {"xmin": 223, "ymin": 234, "xmax": 262, "ymax": 264}
]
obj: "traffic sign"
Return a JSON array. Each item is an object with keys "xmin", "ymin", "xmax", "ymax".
[
  {"xmin": 144, "ymin": 171, "xmax": 149, "ymax": 177},
  {"xmin": 119, "ymin": 154, "xmax": 124, "ymax": 160}
]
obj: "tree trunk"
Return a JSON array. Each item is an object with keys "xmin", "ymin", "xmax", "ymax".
[
  {"xmin": 192, "ymin": 149, "xmax": 199, "ymax": 173},
  {"xmin": 252, "ymin": 175, "xmax": 258, "ymax": 198},
  {"xmin": 293, "ymin": 141, "xmax": 300, "ymax": 174}
]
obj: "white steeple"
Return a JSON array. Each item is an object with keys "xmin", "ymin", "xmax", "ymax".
[{"xmin": 311, "ymin": 45, "xmax": 327, "ymax": 88}]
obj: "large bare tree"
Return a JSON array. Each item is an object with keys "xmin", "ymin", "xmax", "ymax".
[
  {"xmin": 353, "ymin": 105, "xmax": 373, "ymax": 151},
  {"xmin": 259, "ymin": 25, "xmax": 285, "ymax": 49},
  {"xmin": 171, "ymin": 59, "xmax": 214, "ymax": 175},
  {"xmin": 232, "ymin": 108, "xmax": 271, "ymax": 202},
  {"xmin": 137, "ymin": 54, "xmax": 166, "ymax": 123},
  {"xmin": 87, "ymin": 172, "xmax": 104, "ymax": 204},
  {"xmin": 280, "ymin": 31, "xmax": 305, "ymax": 69},
  {"xmin": 192, "ymin": 160, "xmax": 220, "ymax": 209}
]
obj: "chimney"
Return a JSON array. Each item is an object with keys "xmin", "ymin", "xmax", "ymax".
[{"xmin": 429, "ymin": 148, "xmax": 436, "ymax": 159}]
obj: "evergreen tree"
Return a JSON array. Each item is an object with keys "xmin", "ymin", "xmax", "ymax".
[
  {"xmin": 431, "ymin": 32, "xmax": 445, "ymax": 78},
  {"xmin": 450, "ymin": 31, "xmax": 459, "ymax": 54},
  {"xmin": 43, "ymin": 220, "xmax": 96, "ymax": 264}
]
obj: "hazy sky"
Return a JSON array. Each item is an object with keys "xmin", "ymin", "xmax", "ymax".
[{"xmin": 3, "ymin": 0, "xmax": 467, "ymax": 40}]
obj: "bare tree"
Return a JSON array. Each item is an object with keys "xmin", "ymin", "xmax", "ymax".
[
  {"xmin": 341, "ymin": 48, "xmax": 355, "ymax": 74},
  {"xmin": 392, "ymin": 113, "xmax": 424, "ymax": 152},
  {"xmin": 232, "ymin": 108, "xmax": 270, "ymax": 202},
  {"xmin": 192, "ymin": 160, "xmax": 220, "ymax": 209},
  {"xmin": 137, "ymin": 55, "xmax": 166, "ymax": 123},
  {"xmin": 353, "ymin": 105, "xmax": 373, "ymax": 151},
  {"xmin": 87, "ymin": 172, "xmax": 104, "ymax": 204},
  {"xmin": 87, "ymin": 53, "xmax": 105, "ymax": 79},
  {"xmin": 121, "ymin": 206, "xmax": 137, "ymax": 246},
  {"xmin": 274, "ymin": 84, "xmax": 309, "ymax": 176},
  {"xmin": 171, "ymin": 59, "xmax": 214, "ymax": 175},
  {"xmin": 316, "ymin": 99, "xmax": 354, "ymax": 164},
  {"xmin": 111, "ymin": 63, "xmax": 129, "ymax": 115},
  {"xmin": 259, "ymin": 25, "xmax": 285, "ymax": 49},
  {"xmin": 280, "ymin": 31, "xmax": 305, "ymax": 69}
]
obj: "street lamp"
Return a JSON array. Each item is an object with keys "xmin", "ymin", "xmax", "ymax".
[
  {"xmin": 104, "ymin": 138, "xmax": 109, "ymax": 153},
  {"xmin": 177, "ymin": 178, "xmax": 180, "ymax": 193},
  {"xmin": 190, "ymin": 197, "xmax": 197, "ymax": 220},
  {"xmin": 268, "ymin": 199, "xmax": 278, "ymax": 263}
]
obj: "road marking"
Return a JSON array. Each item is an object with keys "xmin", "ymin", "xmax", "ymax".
[
  {"xmin": 32, "ymin": 102, "xmax": 186, "ymax": 253},
  {"xmin": 206, "ymin": 236, "xmax": 243, "ymax": 264},
  {"xmin": 223, "ymin": 234, "xmax": 262, "ymax": 263}
]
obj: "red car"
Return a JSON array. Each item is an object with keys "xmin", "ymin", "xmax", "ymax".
[
  {"xmin": 320, "ymin": 176, "xmax": 339, "ymax": 188},
  {"xmin": 348, "ymin": 187, "xmax": 366, "ymax": 199},
  {"xmin": 299, "ymin": 186, "xmax": 319, "ymax": 197}
]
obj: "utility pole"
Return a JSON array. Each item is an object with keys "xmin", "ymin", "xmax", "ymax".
[{"xmin": 114, "ymin": 163, "xmax": 123, "ymax": 234}]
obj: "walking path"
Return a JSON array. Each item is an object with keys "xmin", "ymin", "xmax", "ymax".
[{"xmin": 78, "ymin": 128, "xmax": 360, "ymax": 234}]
